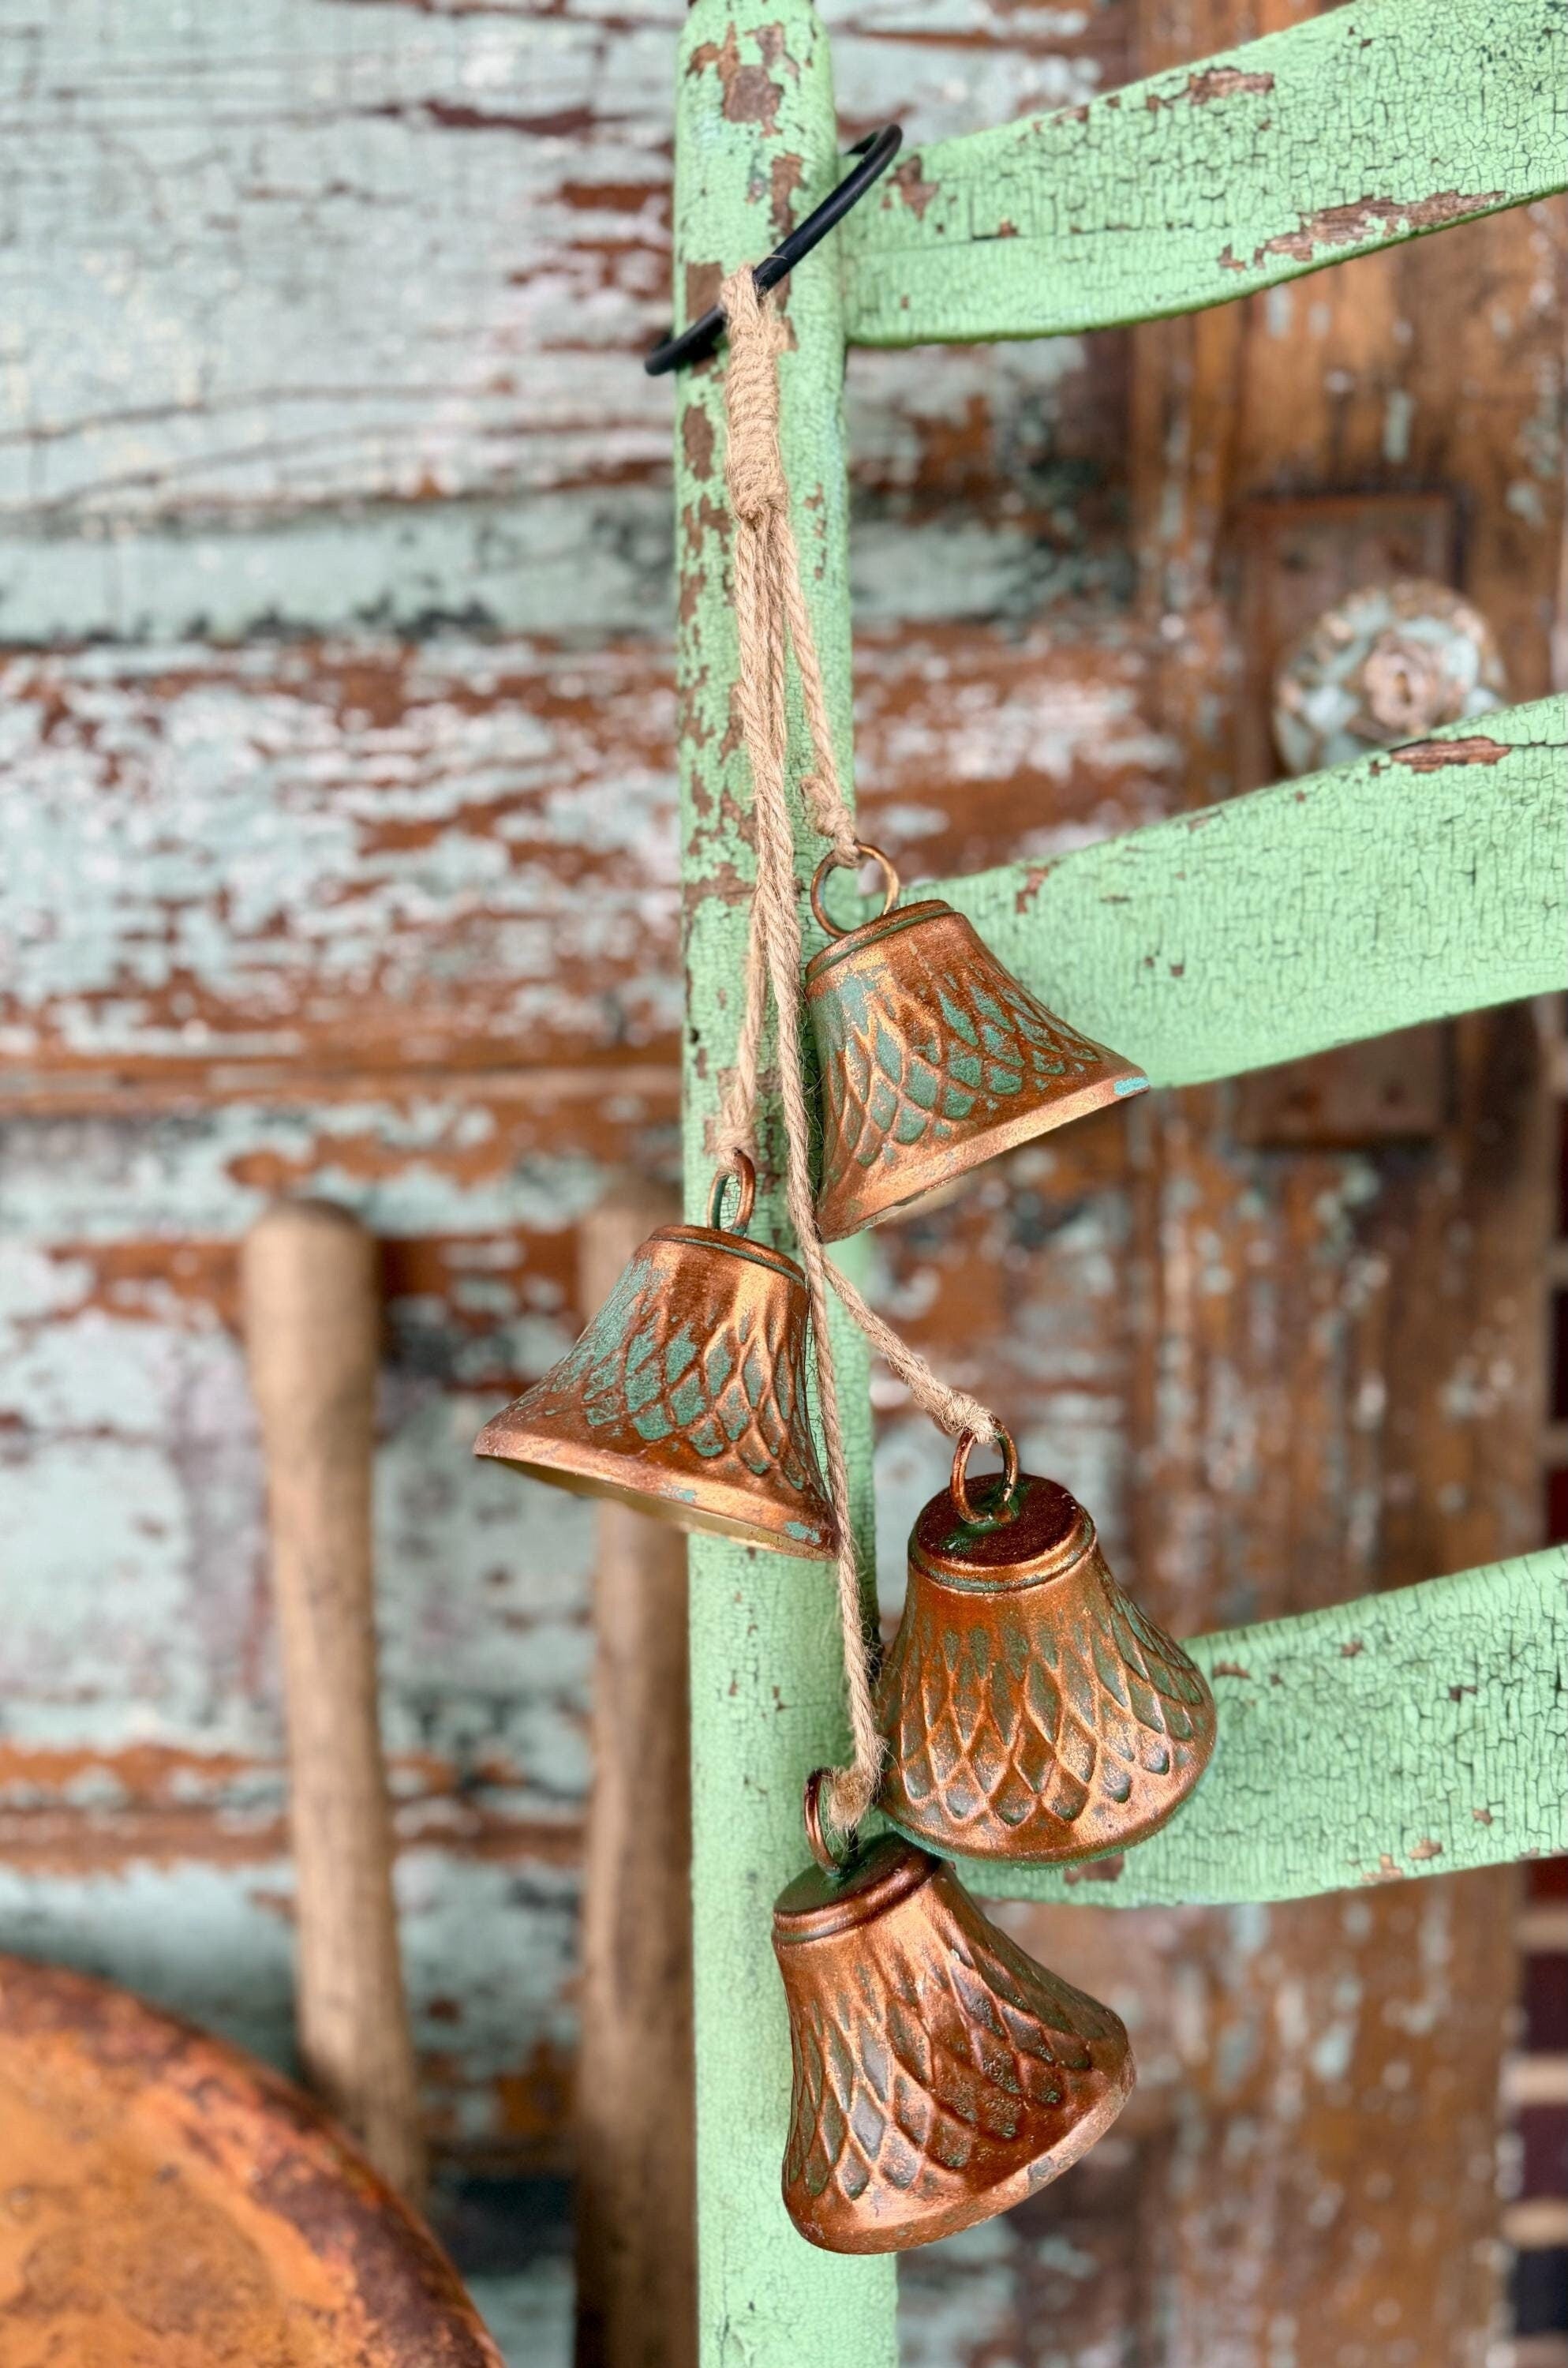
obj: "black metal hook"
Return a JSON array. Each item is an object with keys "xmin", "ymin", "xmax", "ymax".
[{"xmin": 644, "ymin": 125, "xmax": 903, "ymax": 377}]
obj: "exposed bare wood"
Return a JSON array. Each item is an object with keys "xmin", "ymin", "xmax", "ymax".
[
  {"xmin": 573, "ymin": 1183, "xmax": 696, "ymax": 2368},
  {"xmin": 240, "ymin": 1199, "xmax": 426, "ymax": 2201}
]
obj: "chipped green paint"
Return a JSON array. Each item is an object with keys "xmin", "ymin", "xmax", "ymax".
[
  {"xmin": 929, "ymin": 699, "xmax": 1568, "ymax": 1090},
  {"xmin": 671, "ymin": 2, "xmax": 1564, "ymax": 2352},
  {"xmin": 843, "ymin": 0, "xmax": 1568, "ymax": 347},
  {"xmin": 672, "ymin": 2, "xmax": 894, "ymax": 2362},
  {"xmin": 959, "ymin": 1546, "xmax": 1568, "ymax": 1905}
]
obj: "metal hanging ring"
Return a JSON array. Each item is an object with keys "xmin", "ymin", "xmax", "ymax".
[
  {"xmin": 644, "ymin": 126, "xmax": 904, "ymax": 377},
  {"xmin": 803, "ymin": 1767, "xmax": 855, "ymax": 1874},
  {"xmin": 950, "ymin": 1426, "xmax": 1022, "ymax": 1527},
  {"xmin": 809, "ymin": 841, "xmax": 901, "ymax": 941},
  {"xmin": 707, "ymin": 1149, "xmax": 757, "ymax": 1237}
]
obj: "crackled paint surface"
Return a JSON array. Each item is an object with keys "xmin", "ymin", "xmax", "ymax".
[
  {"xmin": 3, "ymin": 0, "xmax": 1565, "ymax": 2359},
  {"xmin": 844, "ymin": 0, "xmax": 1567, "ymax": 343},
  {"xmin": 962, "ymin": 1544, "xmax": 1568, "ymax": 1906},
  {"xmin": 936, "ymin": 697, "xmax": 1568, "ymax": 1089}
]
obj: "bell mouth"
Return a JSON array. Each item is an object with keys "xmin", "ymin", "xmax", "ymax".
[
  {"xmin": 473, "ymin": 1432, "xmax": 837, "ymax": 1560},
  {"xmin": 815, "ymin": 1075, "xmax": 1147, "ymax": 1240},
  {"xmin": 773, "ymin": 1832, "xmax": 941, "ymax": 1940},
  {"xmin": 910, "ymin": 1471, "xmax": 1094, "ymax": 1589},
  {"xmin": 803, "ymin": 897, "xmax": 953, "ymax": 988},
  {"xmin": 791, "ymin": 2048, "xmax": 1136, "ymax": 2255}
]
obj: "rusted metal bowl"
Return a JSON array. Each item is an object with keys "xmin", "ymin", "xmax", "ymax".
[{"xmin": 0, "ymin": 1954, "xmax": 502, "ymax": 2367}]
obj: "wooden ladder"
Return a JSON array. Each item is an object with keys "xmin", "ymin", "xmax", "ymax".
[{"xmin": 668, "ymin": 2, "xmax": 1568, "ymax": 2360}]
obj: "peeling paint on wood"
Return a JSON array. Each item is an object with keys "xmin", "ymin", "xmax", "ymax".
[
  {"xmin": 937, "ymin": 698, "xmax": 1568, "ymax": 1091},
  {"xmin": 0, "ymin": 0, "xmax": 1122, "ymax": 643},
  {"xmin": 844, "ymin": 0, "xmax": 1567, "ymax": 344},
  {"xmin": 959, "ymin": 1545, "xmax": 1568, "ymax": 1905},
  {"xmin": 0, "ymin": 626, "xmax": 1178, "ymax": 1094}
]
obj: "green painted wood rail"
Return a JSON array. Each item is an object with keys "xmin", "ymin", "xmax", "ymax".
[
  {"xmin": 933, "ymin": 698, "xmax": 1568, "ymax": 1091},
  {"xmin": 955, "ymin": 1545, "xmax": 1568, "ymax": 1907},
  {"xmin": 843, "ymin": 0, "xmax": 1568, "ymax": 346},
  {"xmin": 670, "ymin": 2, "xmax": 1568, "ymax": 2360}
]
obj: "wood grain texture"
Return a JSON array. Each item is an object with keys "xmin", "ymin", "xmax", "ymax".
[
  {"xmin": 844, "ymin": 0, "xmax": 1568, "ymax": 346},
  {"xmin": 4, "ymin": 0, "xmax": 1562, "ymax": 2349},
  {"xmin": 0, "ymin": 0, "xmax": 1128, "ymax": 643},
  {"xmin": 241, "ymin": 1200, "xmax": 425, "ymax": 2201},
  {"xmin": 573, "ymin": 1185, "xmax": 696, "ymax": 2368},
  {"xmin": 932, "ymin": 696, "xmax": 1568, "ymax": 1088},
  {"xmin": 0, "ymin": 626, "xmax": 1173, "ymax": 1097},
  {"xmin": 954, "ymin": 1543, "xmax": 1568, "ymax": 1905}
]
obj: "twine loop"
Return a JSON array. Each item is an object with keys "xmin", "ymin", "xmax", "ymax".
[{"xmin": 713, "ymin": 268, "xmax": 1005, "ymax": 1842}]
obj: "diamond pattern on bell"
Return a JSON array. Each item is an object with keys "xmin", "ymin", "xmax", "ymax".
[
  {"xmin": 521, "ymin": 1243, "xmax": 819, "ymax": 1497},
  {"xmin": 818, "ymin": 945, "xmax": 1106, "ymax": 1186},
  {"xmin": 878, "ymin": 1538, "xmax": 1215, "ymax": 1862},
  {"xmin": 783, "ymin": 1872, "xmax": 1124, "ymax": 2215}
]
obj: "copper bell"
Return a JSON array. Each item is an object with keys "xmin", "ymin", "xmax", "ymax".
[
  {"xmin": 806, "ymin": 845, "xmax": 1148, "ymax": 1241},
  {"xmin": 773, "ymin": 1777, "xmax": 1133, "ymax": 2253},
  {"xmin": 473, "ymin": 1156, "xmax": 836, "ymax": 1560},
  {"xmin": 877, "ymin": 1432, "xmax": 1216, "ymax": 1861}
]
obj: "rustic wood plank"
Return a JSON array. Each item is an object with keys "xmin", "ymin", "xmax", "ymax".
[
  {"xmin": 992, "ymin": 1866, "xmax": 1523, "ymax": 2363},
  {"xmin": 0, "ymin": 0, "xmax": 1131, "ymax": 643},
  {"xmin": 930, "ymin": 696, "xmax": 1568, "ymax": 1088},
  {"xmin": 946, "ymin": 1544, "xmax": 1568, "ymax": 1905},
  {"xmin": 574, "ymin": 1186, "xmax": 696, "ymax": 2368},
  {"xmin": 0, "ymin": 624, "xmax": 1173, "ymax": 1098},
  {"xmin": 843, "ymin": 0, "xmax": 1568, "ymax": 347},
  {"xmin": 0, "ymin": 642, "xmax": 680, "ymax": 1083}
]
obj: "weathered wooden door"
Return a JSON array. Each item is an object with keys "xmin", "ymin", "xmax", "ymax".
[{"xmin": 1, "ymin": 1, "xmax": 1562, "ymax": 2364}]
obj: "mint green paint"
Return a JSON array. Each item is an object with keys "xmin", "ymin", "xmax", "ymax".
[
  {"xmin": 842, "ymin": 0, "xmax": 1568, "ymax": 348},
  {"xmin": 672, "ymin": 5, "xmax": 894, "ymax": 2362},
  {"xmin": 956, "ymin": 1546, "xmax": 1568, "ymax": 1905},
  {"xmin": 929, "ymin": 700, "xmax": 1567, "ymax": 1088},
  {"xmin": 668, "ymin": 10, "xmax": 1566, "ymax": 2356}
]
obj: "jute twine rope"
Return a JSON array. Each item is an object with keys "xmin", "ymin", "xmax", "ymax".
[{"xmin": 712, "ymin": 269, "xmax": 1001, "ymax": 1842}]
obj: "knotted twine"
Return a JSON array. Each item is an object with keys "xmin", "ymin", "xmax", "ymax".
[{"xmin": 711, "ymin": 268, "xmax": 1001, "ymax": 1842}]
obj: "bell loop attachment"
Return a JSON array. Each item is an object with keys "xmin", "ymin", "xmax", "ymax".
[
  {"xmin": 803, "ymin": 1767, "xmax": 856, "ymax": 1874},
  {"xmin": 810, "ymin": 842, "xmax": 901, "ymax": 942},
  {"xmin": 707, "ymin": 1150, "xmax": 757, "ymax": 1238},
  {"xmin": 950, "ymin": 1426, "xmax": 1021, "ymax": 1527}
]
